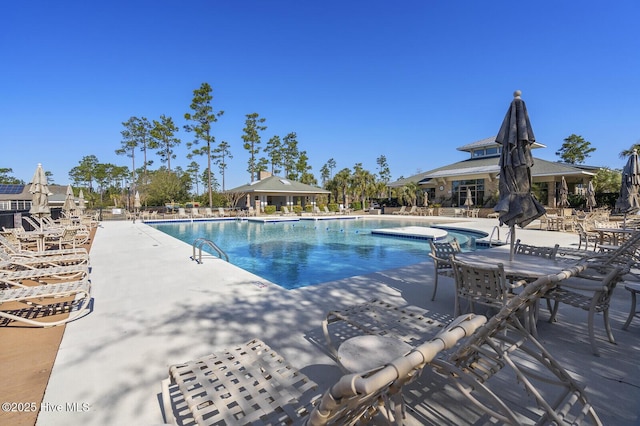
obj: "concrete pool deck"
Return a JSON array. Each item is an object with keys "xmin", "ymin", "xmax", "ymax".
[{"xmin": 30, "ymin": 216, "xmax": 640, "ymax": 425}]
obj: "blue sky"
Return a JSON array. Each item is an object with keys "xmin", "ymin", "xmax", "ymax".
[{"xmin": 2, "ymin": 1, "xmax": 640, "ymax": 190}]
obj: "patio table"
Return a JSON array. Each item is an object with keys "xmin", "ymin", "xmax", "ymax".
[
  {"xmin": 593, "ymin": 227, "xmax": 635, "ymax": 245},
  {"xmin": 455, "ymin": 250, "xmax": 582, "ymax": 281}
]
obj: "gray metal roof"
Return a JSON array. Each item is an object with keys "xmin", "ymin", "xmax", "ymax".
[
  {"xmin": 456, "ymin": 136, "xmax": 546, "ymax": 152},
  {"xmin": 389, "ymin": 156, "xmax": 596, "ymax": 187},
  {"xmin": 227, "ymin": 175, "xmax": 330, "ymax": 194}
]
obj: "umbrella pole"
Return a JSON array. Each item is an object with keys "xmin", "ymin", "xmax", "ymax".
[{"xmin": 510, "ymin": 225, "xmax": 515, "ymax": 261}]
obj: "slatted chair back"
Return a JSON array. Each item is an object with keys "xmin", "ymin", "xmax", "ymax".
[
  {"xmin": 450, "ymin": 257, "xmax": 511, "ymax": 316},
  {"xmin": 428, "ymin": 238, "xmax": 461, "ymax": 301},
  {"xmin": 514, "ymin": 239, "xmax": 559, "ymax": 259}
]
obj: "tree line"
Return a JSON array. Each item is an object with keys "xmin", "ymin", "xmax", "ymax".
[{"xmin": 56, "ymin": 82, "xmax": 395, "ymax": 209}]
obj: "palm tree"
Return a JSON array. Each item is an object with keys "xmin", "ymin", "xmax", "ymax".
[
  {"xmin": 333, "ymin": 168, "xmax": 352, "ymax": 207},
  {"xmin": 401, "ymin": 182, "xmax": 421, "ymax": 206}
]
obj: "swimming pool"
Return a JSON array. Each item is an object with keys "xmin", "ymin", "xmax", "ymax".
[{"xmin": 149, "ymin": 218, "xmax": 487, "ymax": 290}]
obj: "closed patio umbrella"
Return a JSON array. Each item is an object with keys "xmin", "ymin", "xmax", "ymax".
[
  {"xmin": 586, "ymin": 181, "xmax": 596, "ymax": 211},
  {"xmin": 493, "ymin": 91, "xmax": 546, "ymax": 260},
  {"xmin": 78, "ymin": 189, "xmax": 86, "ymax": 211},
  {"xmin": 63, "ymin": 184, "xmax": 76, "ymax": 215},
  {"xmin": 558, "ymin": 176, "xmax": 569, "ymax": 208},
  {"xmin": 615, "ymin": 149, "xmax": 640, "ymax": 227},
  {"xmin": 28, "ymin": 163, "xmax": 51, "ymax": 230},
  {"xmin": 464, "ymin": 188, "xmax": 474, "ymax": 210}
]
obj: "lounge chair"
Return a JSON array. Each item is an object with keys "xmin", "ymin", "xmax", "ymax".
[
  {"xmin": 217, "ymin": 207, "xmax": 229, "ymax": 217},
  {"xmin": 323, "ymin": 206, "xmax": 333, "ymax": 215},
  {"xmin": 0, "ymin": 233, "xmax": 88, "ymax": 257},
  {"xmin": 177, "ymin": 208, "xmax": 190, "ymax": 219},
  {"xmin": 23, "ymin": 215, "xmax": 47, "ymax": 231},
  {"xmin": 403, "ymin": 206, "xmax": 418, "ymax": 215},
  {"xmin": 428, "ymin": 238, "xmax": 461, "ymax": 301},
  {"xmin": 202, "ymin": 207, "xmax": 214, "ymax": 217},
  {"xmin": 247, "ymin": 206, "xmax": 257, "ymax": 216},
  {"xmin": 392, "ymin": 206, "xmax": 407, "ymax": 215},
  {"xmin": 0, "ymin": 279, "xmax": 92, "ymax": 327},
  {"xmin": 0, "ymin": 249, "xmax": 89, "ymax": 269},
  {"xmin": 281, "ymin": 206, "xmax": 296, "ymax": 216},
  {"xmin": 191, "ymin": 207, "xmax": 203, "ymax": 218},
  {"xmin": 323, "ymin": 268, "xmax": 602, "ymax": 424},
  {"xmin": 45, "ymin": 226, "xmax": 90, "ymax": 250},
  {"xmin": 161, "ymin": 317, "xmax": 485, "ymax": 426},
  {"xmin": 0, "ymin": 264, "xmax": 90, "ymax": 288}
]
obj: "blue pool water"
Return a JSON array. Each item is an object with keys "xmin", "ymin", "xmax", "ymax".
[{"xmin": 149, "ymin": 218, "xmax": 486, "ymax": 290}]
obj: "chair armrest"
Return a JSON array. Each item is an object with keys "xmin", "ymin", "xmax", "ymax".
[{"xmin": 556, "ymin": 276, "xmax": 607, "ymax": 292}]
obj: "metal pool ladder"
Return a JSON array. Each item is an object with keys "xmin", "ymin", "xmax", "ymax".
[{"xmin": 191, "ymin": 238, "xmax": 229, "ymax": 263}]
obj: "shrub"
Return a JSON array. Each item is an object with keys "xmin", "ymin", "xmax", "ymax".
[
  {"xmin": 264, "ymin": 205, "xmax": 276, "ymax": 215},
  {"xmin": 351, "ymin": 201, "xmax": 362, "ymax": 211},
  {"xmin": 292, "ymin": 205, "xmax": 303, "ymax": 214},
  {"xmin": 304, "ymin": 205, "xmax": 313, "ymax": 212},
  {"xmin": 328, "ymin": 203, "xmax": 339, "ymax": 212}
]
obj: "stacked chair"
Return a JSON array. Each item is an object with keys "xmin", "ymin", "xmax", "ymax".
[{"xmin": 0, "ymin": 215, "xmax": 93, "ymax": 328}]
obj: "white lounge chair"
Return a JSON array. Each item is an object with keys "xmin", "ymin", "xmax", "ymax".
[
  {"xmin": 392, "ymin": 206, "xmax": 406, "ymax": 215},
  {"xmin": 217, "ymin": 207, "xmax": 229, "ymax": 217},
  {"xmin": 0, "ymin": 279, "xmax": 92, "ymax": 327},
  {"xmin": 161, "ymin": 317, "xmax": 484, "ymax": 425},
  {"xmin": 281, "ymin": 206, "xmax": 296, "ymax": 216},
  {"xmin": 177, "ymin": 208, "xmax": 190, "ymax": 219},
  {"xmin": 191, "ymin": 207, "xmax": 203, "ymax": 218}
]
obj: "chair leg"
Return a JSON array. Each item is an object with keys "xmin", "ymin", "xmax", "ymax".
[
  {"xmin": 623, "ymin": 289, "xmax": 637, "ymax": 330},
  {"xmin": 431, "ymin": 273, "xmax": 438, "ymax": 301},
  {"xmin": 603, "ymin": 308, "xmax": 615, "ymax": 344},
  {"xmin": 547, "ymin": 299, "xmax": 560, "ymax": 323},
  {"xmin": 588, "ymin": 308, "xmax": 600, "ymax": 357}
]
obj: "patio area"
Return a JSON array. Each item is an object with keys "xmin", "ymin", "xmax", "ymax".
[{"xmin": 8, "ymin": 217, "xmax": 640, "ymax": 425}]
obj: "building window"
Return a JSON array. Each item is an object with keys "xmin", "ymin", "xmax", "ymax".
[
  {"xmin": 452, "ymin": 179, "xmax": 485, "ymax": 207},
  {"xmin": 471, "ymin": 147, "xmax": 501, "ymax": 158}
]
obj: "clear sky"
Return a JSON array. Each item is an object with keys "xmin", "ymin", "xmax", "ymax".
[{"xmin": 2, "ymin": 1, "xmax": 639, "ymax": 189}]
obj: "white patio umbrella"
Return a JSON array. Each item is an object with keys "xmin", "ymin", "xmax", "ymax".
[
  {"xmin": 62, "ymin": 184, "xmax": 76, "ymax": 215},
  {"xmin": 28, "ymin": 163, "xmax": 51, "ymax": 230},
  {"xmin": 464, "ymin": 188, "xmax": 474, "ymax": 210},
  {"xmin": 134, "ymin": 191, "xmax": 141, "ymax": 211},
  {"xmin": 78, "ymin": 189, "xmax": 86, "ymax": 211},
  {"xmin": 493, "ymin": 91, "xmax": 546, "ymax": 260},
  {"xmin": 586, "ymin": 181, "xmax": 596, "ymax": 211}
]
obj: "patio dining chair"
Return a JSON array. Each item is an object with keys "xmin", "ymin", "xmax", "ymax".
[
  {"xmin": 514, "ymin": 239, "xmax": 559, "ymax": 259},
  {"xmin": 542, "ymin": 264, "xmax": 628, "ymax": 356},
  {"xmin": 450, "ymin": 257, "xmax": 524, "ymax": 317},
  {"xmin": 428, "ymin": 238, "xmax": 461, "ymax": 301},
  {"xmin": 161, "ymin": 317, "xmax": 485, "ymax": 426}
]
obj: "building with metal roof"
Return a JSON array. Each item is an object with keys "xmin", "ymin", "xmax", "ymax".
[
  {"xmin": 389, "ymin": 136, "xmax": 599, "ymax": 207},
  {"xmin": 227, "ymin": 172, "xmax": 330, "ymax": 212}
]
